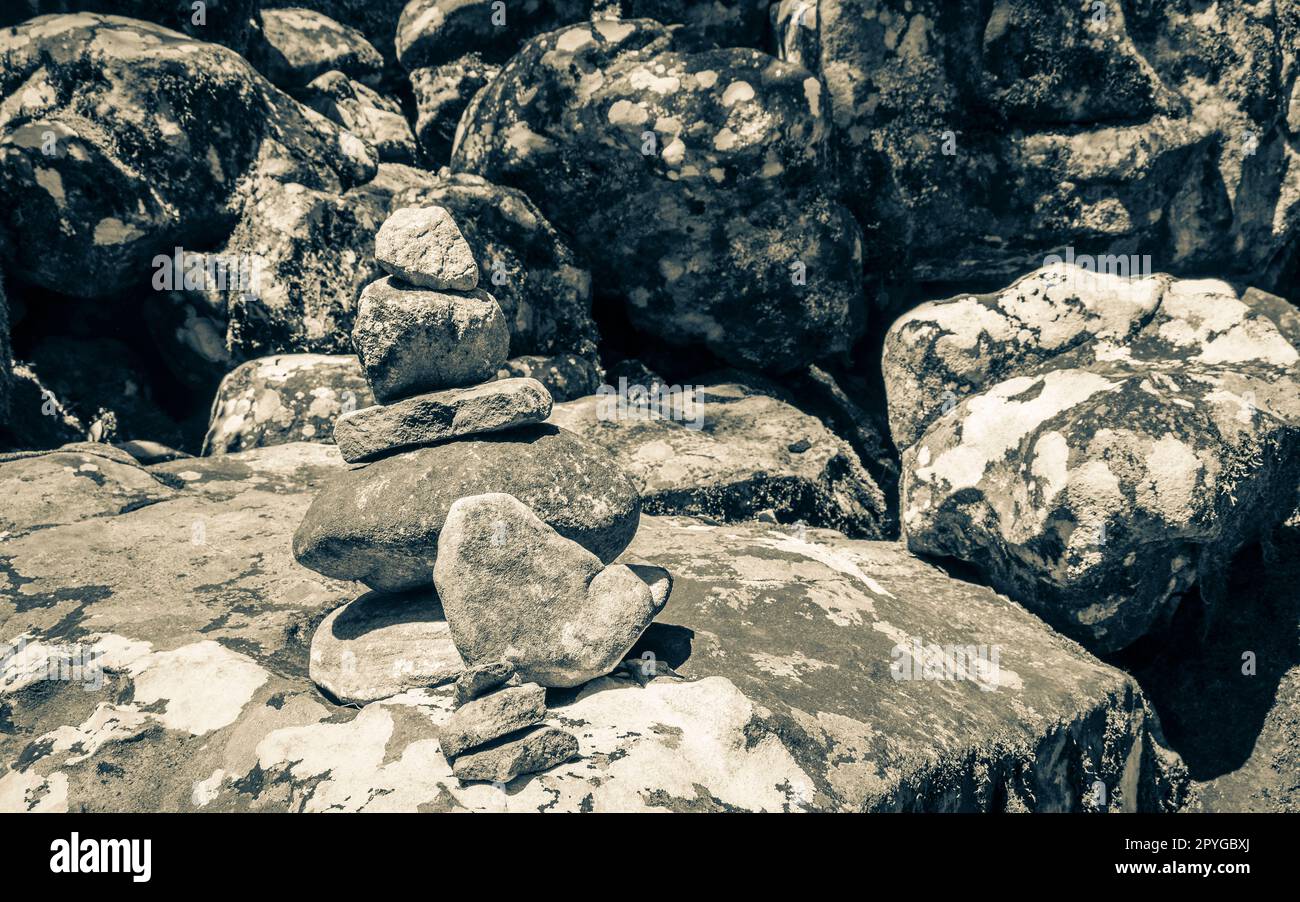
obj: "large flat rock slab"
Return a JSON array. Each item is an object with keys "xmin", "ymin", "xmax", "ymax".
[
  {"xmin": 619, "ymin": 519, "xmax": 1181, "ymax": 811},
  {"xmin": 1, "ymin": 443, "xmax": 1182, "ymax": 811}
]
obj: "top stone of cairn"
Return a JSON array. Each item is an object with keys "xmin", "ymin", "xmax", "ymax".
[{"xmin": 375, "ymin": 204, "xmax": 479, "ymax": 291}]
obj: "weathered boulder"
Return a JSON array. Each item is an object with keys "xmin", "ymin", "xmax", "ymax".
[
  {"xmin": 374, "ymin": 205, "xmax": 479, "ymax": 291},
  {"xmin": 549, "ymin": 377, "xmax": 888, "ymax": 536},
  {"xmin": 0, "ymin": 441, "xmax": 1188, "ymax": 811},
  {"xmin": 438, "ymin": 683, "xmax": 546, "ymax": 757},
  {"xmin": 351, "ymin": 276, "xmax": 509, "ymax": 402},
  {"xmin": 389, "ymin": 173, "xmax": 598, "ymax": 363},
  {"xmin": 293, "ymin": 424, "xmax": 641, "ymax": 592},
  {"xmin": 0, "ymin": 1, "xmax": 262, "ymax": 54},
  {"xmin": 408, "ymin": 58, "xmax": 499, "ymax": 164},
  {"xmin": 790, "ymin": 0, "xmax": 1300, "ymax": 292},
  {"xmin": 884, "ymin": 265, "xmax": 1166, "ymax": 451},
  {"xmin": 609, "ymin": 517, "xmax": 1185, "ymax": 811},
  {"xmin": 214, "ymin": 179, "xmax": 386, "ymax": 360},
  {"xmin": 0, "ymin": 14, "xmax": 375, "ymax": 299},
  {"xmin": 395, "ymin": 0, "xmax": 586, "ymax": 71},
  {"xmin": 334, "ymin": 377, "xmax": 552, "ymax": 462},
  {"xmin": 309, "ymin": 590, "xmax": 464, "ymax": 704},
  {"xmin": 451, "ymin": 19, "xmax": 866, "ymax": 372},
  {"xmin": 885, "ymin": 264, "xmax": 1300, "ymax": 653},
  {"xmin": 203, "ymin": 354, "xmax": 374, "ymax": 454},
  {"xmin": 302, "ymin": 71, "xmax": 418, "ymax": 164},
  {"xmin": 434, "ymin": 493, "xmax": 668, "ymax": 687},
  {"xmin": 257, "ymin": 7, "xmax": 384, "ymax": 91}
]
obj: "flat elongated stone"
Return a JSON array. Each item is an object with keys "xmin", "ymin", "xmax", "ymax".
[
  {"xmin": 334, "ymin": 378, "xmax": 552, "ymax": 462},
  {"xmin": 374, "ymin": 205, "xmax": 478, "ymax": 290},
  {"xmin": 455, "ymin": 662, "xmax": 515, "ymax": 707},
  {"xmin": 440, "ymin": 683, "xmax": 546, "ymax": 758},
  {"xmin": 309, "ymin": 591, "xmax": 465, "ymax": 705},
  {"xmin": 352, "ymin": 276, "xmax": 508, "ymax": 401},
  {"xmin": 451, "ymin": 726, "xmax": 579, "ymax": 783},
  {"xmin": 434, "ymin": 493, "xmax": 668, "ymax": 687}
]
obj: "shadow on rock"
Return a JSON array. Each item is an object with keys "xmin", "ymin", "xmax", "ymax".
[
  {"xmin": 329, "ymin": 589, "xmax": 447, "ymax": 641},
  {"xmin": 1113, "ymin": 536, "xmax": 1300, "ymax": 781},
  {"xmin": 627, "ymin": 622, "xmax": 695, "ymax": 671}
]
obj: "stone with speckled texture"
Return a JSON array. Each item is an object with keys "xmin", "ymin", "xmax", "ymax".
[
  {"xmin": 334, "ymin": 377, "xmax": 552, "ymax": 462},
  {"xmin": 257, "ymin": 7, "xmax": 384, "ymax": 91},
  {"xmin": 451, "ymin": 18, "xmax": 866, "ymax": 372},
  {"xmin": 0, "ymin": 1, "xmax": 261, "ymax": 55},
  {"xmin": 886, "ymin": 264, "xmax": 1300, "ymax": 653},
  {"xmin": 409, "ymin": 58, "xmax": 500, "ymax": 164},
  {"xmin": 374, "ymin": 205, "xmax": 479, "ymax": 291},
  {"xmin": 0, "ymin": 14, "xmax": 375, "ymax": 299},
  {"xmin": 451, "ymin": 726, "xmax": 579, "ymax": 782},
  {"xmin": 303, "ymin": 71, "xmax": 418, "ymax": 164},
  {"xmin": 396, "ymin": 0, "xmax": 587, "ymax": 70},
  {"xmin": 454, "ymin": 661, "xmax": 515, "ymax": 706},
  {"xmin": 438, "ymin": 683, "xmax": 546, "ymax": 757},
  {"xmin": 204, "ymin": 354, "xmax": 374, "ymax": 455}
]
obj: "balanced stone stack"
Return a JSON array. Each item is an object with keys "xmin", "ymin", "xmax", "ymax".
[
  {"xmin": 335, "ymin": 204, "xmax": 551, "ymax": 462},
  {"xmin": 293, "ymin": 204, "xmax": 671, "ymax": 783}
]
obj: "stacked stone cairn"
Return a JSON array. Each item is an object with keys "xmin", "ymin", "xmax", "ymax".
[{"xmin": 294, "ymin": 205, "xmax": 672, "ymax": 784}]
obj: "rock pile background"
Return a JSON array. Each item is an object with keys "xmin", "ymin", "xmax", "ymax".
[{"xmin": 1, "ymin": 1, "xmax": 1299, "ymax": 811}]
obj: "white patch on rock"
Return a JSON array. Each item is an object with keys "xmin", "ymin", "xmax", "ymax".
[
  {"xmin": 721, "ymin": 81, "xmax": 755, "ymax": 106},
  {"xmin": 607, "ymin": 99, "xmax": 648, "ymax": 127},
  {"xmin": 1030, "ymin": 431, "xmax": 1070, "ymax": 503},
  {"xmin": 92, "ymin": 216, "xmax": 143, "ymax": 245},
  {"xmin": 1142, "ymin": 436, "xmax": 1203, "ymax": 524},
  {"xmin": 130, "ymin": 641, "xmax": 269, "ymax": 735},
  {"xmin": 0, "ymin": 770, "xmax": 68, "ymax": 813},
  {"xmin": 918, "ymin": 371, "xmax": 1116, "ymax": 491},
  {"xmin": 192, "ymin": 769, "xmax": 227, "ymax": 808},
  {"xmin": 803, "ymin": 77, "xmax": 821, "ymax": 117}
]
